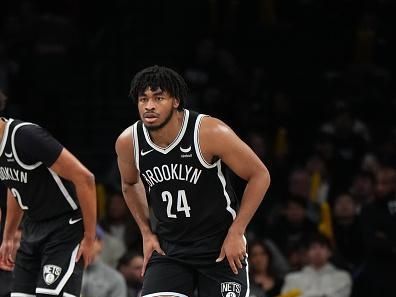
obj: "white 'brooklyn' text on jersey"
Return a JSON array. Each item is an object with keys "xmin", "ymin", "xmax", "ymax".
[{"xmin": 133, "ymin": 110, "xmax": 239, "ymax": 247}]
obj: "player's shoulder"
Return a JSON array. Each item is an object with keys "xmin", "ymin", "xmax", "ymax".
[
  {"xmin": 12, "ymin": 119, "xmax": 45, "ymax": 138},
  {"xmin": 9, "ymin": 118, "xmax": 37, "ymax": 128},
  {"xmin": 115, "ymin": 123, "xmax": 136, "ymax": 153},
  {"xmin": 199, "ymin": 115, "xmax": 234, "ymax": 138}
]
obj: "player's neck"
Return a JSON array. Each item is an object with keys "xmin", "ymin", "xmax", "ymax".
[{"xmin": 149, "ymin": 110, "xmax": 184, "ymax": 147}]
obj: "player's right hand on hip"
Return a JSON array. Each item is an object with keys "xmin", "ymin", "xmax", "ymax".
[
  {"xmin": 76, "ymin": 236, "xmax": 95, "ymax": 269},
  {"xmin": 142, "ymin": 232, "xmax": 165, "ymax": 277},
  {"xmin": 0, "ymin": 239, "xmax": 15, "ymax": 269}
]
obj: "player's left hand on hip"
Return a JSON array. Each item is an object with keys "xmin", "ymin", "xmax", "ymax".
[{"xmin": 216, "ymin": 230, "xmax": 246, "ymax": 275}]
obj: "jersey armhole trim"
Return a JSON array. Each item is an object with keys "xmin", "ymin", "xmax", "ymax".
[
  {"xmin": 216, "ymin": 161, "xmax": 237, "ymax": 219},
  {"xmin": 47, "ymin": 168, "xmax": 78, "ymax": 210},
  {"xmin": 194, "ymin": 114, "xmax": 217, "ymax": 169},
  {"xmin": 11, "ymin": 122, "xmax": 42, "ymax": 170},
  {"xmin": 132, "ymin": 122, "xmax": 140, "ymax": 171}
]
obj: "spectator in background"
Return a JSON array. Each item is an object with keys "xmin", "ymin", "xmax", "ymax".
[
  {"xmin": 117, "ymin": 252, "xmax": 144, "ymax": 297},
  {"xmin": 285, "ymin": 241, "xmax": 307, "ymax": 273},
  {"xmin": 242, "ymin": 131, "xmax": 270, "ymax": 236},
  {"xmin": 282, "ymin": 233, "xmax": 352, "ymax": 297},
  {"xmin": 331, "ymin": 193, "xmax": 365, "ymax": 273},
  {"xmin": 100, "ymin": 189, "xmax": 142, "ymax": 253},
  {"xmin": 97, "ymin": 227, "xmax": 126, "ymax": 268},
  {"xmin": 268, "ymin": 195, "xmax": 317, "ymax": 258},
  {"xmin": 81, "ymin": 225, "xmax": 127, "ymax": 297},
  {"xmin": 354, "ymin": 166, "xmax": 396, "ymax": 297},
  {"xmin": 248, "ymin": 240, "xmax": 284, "ymax": 297},
  {"xmin": 349, "ymin": 171, "xmax": 375, "ymax": 209},
  {"xmin": 320, "ymin": 100, "xmax": 369, "ymax": 192},
  {"xmin": 288, "ymin": 168, "xmax": 321, "ymax": 223},
  {"xmin": 264, "ymin": 167, "xmax": 320, "ymax": 238}
]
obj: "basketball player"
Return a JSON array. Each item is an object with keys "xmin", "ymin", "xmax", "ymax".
[
  {"xmin": 0, "ymin": 91, "xmax": 14, "ymax": 297},
  {"xmin": 0, "ymin": 90, "xmax": 97, "ymax": 297},
  {"xmin": 116, "ymin": 66, "xmax": 271, "ymax": 297}
]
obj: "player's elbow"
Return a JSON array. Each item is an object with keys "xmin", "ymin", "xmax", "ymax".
[
  {"xmin": 121, "ymin": 178, "xmax": 140, "ymax": 195},
  {"xmin": 263, "ymin": 165, "xmax": 270, "ymax": 183},
  {"xmin": 77, "ymin": 169, "xmax": 95, "ymax": 188},
  {"xmin": 257, "ymin": 163, "xmax": 271, "ymax": 189},
  {"xmin": 121, "ymin": 181, "xmax": 133, "ymax": 195}
]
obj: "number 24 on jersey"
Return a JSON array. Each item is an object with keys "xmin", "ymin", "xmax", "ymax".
[{"xmin": 161, "ymin": 190, "xmax": 191, "ymax": 218}]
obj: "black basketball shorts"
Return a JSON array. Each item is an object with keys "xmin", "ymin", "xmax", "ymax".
[
  {"xmin": 0, "ymin": 269, "xmax": 13, "ymax": 297},
  {"xmin": 141, "ymin": 254, "xmax": 250, "ymax": 297},
  {"xmin": 11, "ymin": 211, "xmax": 83, "ymax": 297}
]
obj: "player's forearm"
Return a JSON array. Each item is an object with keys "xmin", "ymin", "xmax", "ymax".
[
  {"xmin": 122, "ymin": 180, "xmax": 152, "ymax": 236},
  {"xmin": 74, "ymin": 173, "xmax": 97, "ymax": 240},
  {"xmin": 3, "ymin": 193, "xmax": 23, "ymax": 241},
  {"xmin": 229, "ymin": 168, "xmax": 270, "ymax": 234}
]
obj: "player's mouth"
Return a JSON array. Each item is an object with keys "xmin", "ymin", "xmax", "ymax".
[{"xmin": 144, "ymin": 113, "xmax": 159, "ymax": 123}]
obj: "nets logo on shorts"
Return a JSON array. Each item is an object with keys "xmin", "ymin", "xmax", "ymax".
[
  {"xmin": 43, "ymin": 264, "xmax": 62, "ymax": 285},
  {"xmin": 221, "ymin": 282, "xmax": 241, "ymax": 297}
]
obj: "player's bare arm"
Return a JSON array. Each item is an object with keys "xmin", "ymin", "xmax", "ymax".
[
  {"xmin": 0, "ymin": 189, "xmax": 23, "ymax": 267},
  {"xmin": 200, "ymin": 116, "xmax": 271, "ymax": 274},
  {"xmin": 116, "ymin": 127, "xmax": 165, "ymax": 276},
  {"xmin": 50, "ymin": 148, "xmax": 96, "ymax": 268}
]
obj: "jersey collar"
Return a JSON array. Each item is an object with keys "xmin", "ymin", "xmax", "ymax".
[{"xmin": 142, "ymin": 109, "xmax": 189, "ymax": 154}]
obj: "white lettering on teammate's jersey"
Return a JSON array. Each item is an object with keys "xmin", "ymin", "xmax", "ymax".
[{"xmin": 0, "ymin": 166, "xmax": 28, "ymax": 183}]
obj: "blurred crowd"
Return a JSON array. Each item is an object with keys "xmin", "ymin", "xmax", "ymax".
[{"xmin": 1, "ymin": 0, "xmax": 396, "ymax": 297}]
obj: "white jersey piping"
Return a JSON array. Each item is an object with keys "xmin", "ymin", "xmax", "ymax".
[
  {"xmin": 11, "ymin": 123, "xmax": 42, "ymax": 170},
  {"xmin": 132, "ymin": 122, "xmax": 140, "ymax": 171},
  {"xmin": 48, "ymin": 168, "xmax": 78, "ymax": 210},
  {"xmin": 216, "ymin": 161, "xmax": 237, "ymax": 219},
  {"xmin": 193, "ymin": 114, "xmax": 216, "ymax": 169}
]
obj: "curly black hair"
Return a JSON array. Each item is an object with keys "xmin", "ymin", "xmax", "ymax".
[{"xmin": 129, "ymin": 65, "xmax": 188, "ymax": 111}]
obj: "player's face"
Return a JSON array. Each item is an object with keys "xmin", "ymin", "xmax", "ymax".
[{"xmin": 137, "ymin": 87, "xmax": 180, "ymax": 131}]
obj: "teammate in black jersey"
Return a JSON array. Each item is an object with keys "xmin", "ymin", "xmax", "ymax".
[
  {"xmin": 0, "ymin": 90, "xmax": 97, "ymax": 297},
  {"xmin": 0, "ymin": 90, "xmax": 13, "ymax": 297},
  {"xmin": 116, "ymin": 66, "xmax": 271, "ymax": 297}
]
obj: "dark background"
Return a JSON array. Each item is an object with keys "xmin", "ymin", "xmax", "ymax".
[
  {"xmin": 1, "ymin": 0, "xmax": 395, "ymax": 180},
  {"xmin": 2, "ymin": 1, "xmax": 396, "ymax": 296}
]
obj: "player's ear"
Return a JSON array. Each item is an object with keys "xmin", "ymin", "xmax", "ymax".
[{"xmin": 173, "ymin": 97, "xmax": 180, "ymax": 109}]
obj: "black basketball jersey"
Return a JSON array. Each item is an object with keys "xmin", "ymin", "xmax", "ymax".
[
  {"xmin": 133, "ymin": 110, "xmax": 238, "ymax": 245},
  {"xmin": 0, "ymin": 119, "xmax": 79, "ymax": 221}
]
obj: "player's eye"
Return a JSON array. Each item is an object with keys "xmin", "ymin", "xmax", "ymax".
[
  {"xmin": 138, "ymin": 97, "xmax": 148, "ymax": 103},
  {"xmin": 156, "ymin": 97, "xmax": 165, "ymax": 101}
]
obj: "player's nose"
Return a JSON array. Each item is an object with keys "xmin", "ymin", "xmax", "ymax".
[{"xmin": 145, "ymin": 98, "xmax": 156, "ymax": 110}]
